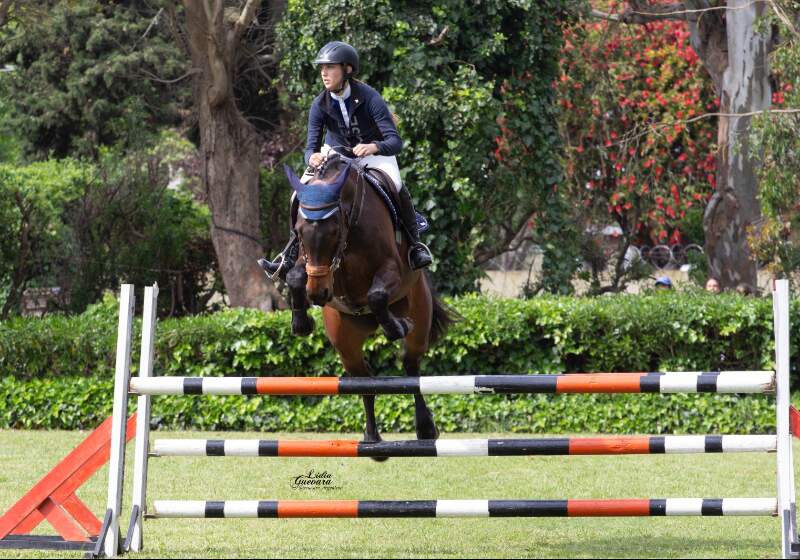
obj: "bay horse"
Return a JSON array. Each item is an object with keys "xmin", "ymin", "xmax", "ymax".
[{"xmin": 282, "ymin": 151, "xmax": 456, "ymax": 453}]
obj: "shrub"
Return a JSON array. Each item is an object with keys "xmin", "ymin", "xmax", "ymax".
[{"xmin": 0, "ymin": 290, "xmax": 790, "ymax": 433}]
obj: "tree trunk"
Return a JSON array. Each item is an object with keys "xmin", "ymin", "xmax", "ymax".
[
  {"xmin": 182, "ymin": 0, "xmax": 282, "ymax": 310},
  {"xmin": 701, "ymin": 0, "xmax": 771, "ymax": 290},
  {"xmin": 200, "ymin": 98, "xmax": 276, "ymax": 309},
  {"xmin": 601, "ymin": 1, "xmax": 773, "ymax": 290}
]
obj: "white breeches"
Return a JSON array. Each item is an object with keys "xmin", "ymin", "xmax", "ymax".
[{"xmin": 319, "ymin": 144, "xmax": 403, "ymax": 192}]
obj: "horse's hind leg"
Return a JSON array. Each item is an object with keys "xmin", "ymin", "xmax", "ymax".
[
  {"xmin": 404, "ymin": 275, "xmax": 439, "ymax": 440},
  {"xmin": 405, "ymin": 353, "xmax": 439, "ymax": 440},
  {"xmin": 321, "ymin": 307, "xmax": 385, "ymax": 450}
]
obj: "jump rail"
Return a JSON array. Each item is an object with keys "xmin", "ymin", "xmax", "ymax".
[
  {"xmin": 151, "ymin": 435, "xmax": 778, "ymax": 458},
  {"xmin": 150, "ymin": 498, "xmax": 779, "ymax": 518},
  {"xmin": 101, "ymin": 280, "xmax": 799, "ymax": 559},
  {"xmin": 130, "ymin": 371, "xmax": 775, "ymax": 396}
]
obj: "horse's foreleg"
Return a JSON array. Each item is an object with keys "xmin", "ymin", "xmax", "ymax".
[
  {"xmin": 404, "ymin": 275, "xmax": 438, "ymax": 440},
  {"xmin": 367, "ymin": 263, "xmax": 413, "ymax": 341},
  {"xmin": 339, "ymin": 345, "xmax": 381, "ymax": 443},
  {"xmin": 360, "ymin": 372, "xmax": 381, "ymax": 444},
  {"xmin": 321, "ymin": 307, "xmax": 387, "ymax": 460},
  {"xmin": 286, "ymin": 263, "xmax": 315, "ymax": 336}
]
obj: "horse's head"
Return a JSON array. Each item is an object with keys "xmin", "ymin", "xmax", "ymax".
[{"xmin": 284, "ymin": 158, "xmax": 353, "ymax": 305}]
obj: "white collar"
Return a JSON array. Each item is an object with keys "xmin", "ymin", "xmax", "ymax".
[{"xmin": 330, "ymin": 82, "xmax": 351, "ymax": 102}]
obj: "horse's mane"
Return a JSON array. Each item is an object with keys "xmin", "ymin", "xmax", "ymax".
[{"xmin": 314, "ymin": 154, "xmax": 352, "ymax": 185}]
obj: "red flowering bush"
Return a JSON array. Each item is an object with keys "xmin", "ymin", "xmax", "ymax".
[{"xmin": 557, "ymin": 3, "xmax": 718, "ymax": 255}]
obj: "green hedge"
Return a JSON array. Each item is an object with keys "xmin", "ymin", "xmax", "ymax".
[
  {"xmin": 0, "ymin": 290, "xmax": 792, "ymax": 433},
  {"xmin": 0, "ymin": 374, "xmax": 776, "ymax": 434}
]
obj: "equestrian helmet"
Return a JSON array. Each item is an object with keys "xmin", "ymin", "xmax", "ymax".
[{"xmin": 313, "ymin": 41, "xmax": 359, "ymax": 74}]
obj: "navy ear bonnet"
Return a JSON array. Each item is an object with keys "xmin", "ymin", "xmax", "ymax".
[{"xmin": 284, "ymin": 163, "xmax": 352, "ymax": 220}]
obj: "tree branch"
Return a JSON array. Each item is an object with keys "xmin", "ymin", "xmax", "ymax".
[
  {"xmin": 139, "ymin": 67, "xmax": 202, "ymax": 84},
  {"xmin": 428, "ymin": 25, "xmax": 449, "ymax": 45},
  {"xmin": 202, "ymin": 0, "xmax": 218, "ymax": 27},
  {"xmin": 165, "ymin": 3, "xmax": 190, "ymax": 57},
  {"xmin": 625, "ymin": 1, "xmax": 688, "ymax": 23},
  {"xmin": 590, "ymin": 8, "xmax": 621, "ymax": 21},
  {"xmin": 591, "ymin": 0, "xmax": 777, "ymax": 25},
  {"xmin": 591, "ymin": 1, "xmax": 689, "ymax": 24},
  {"xmin": 474, "ymin": 216, "xmax": 536, "ymax": 265},
  {"xmin": 204, "ymin": 0, "xmax": 229, "ymax": 107},
  {"xmin": 602, "ymin": 107, "xmax": 800, "ymax": 149},
  {"xmin": 768, "ymin": 0, "xmax": 800, "ymax": 39},
  {"xmin": 233, "ymin": 0, "xmax": 262, "ymax": 45},
  {"xmin": 141, "ymin": 7, "xmax": 163, "ymax": 39},
  {"xmin": 0, "ymin": 0, "xmax": 12, "ymax": 28}
]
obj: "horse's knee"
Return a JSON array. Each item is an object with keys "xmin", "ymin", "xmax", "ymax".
[
  {"xmin": 286, "ymin": 266, "xmax": 307, "ymax": 290},
  {"xmin": 367, "ymin": 288, "xmax": 389, "ymax": 312}
]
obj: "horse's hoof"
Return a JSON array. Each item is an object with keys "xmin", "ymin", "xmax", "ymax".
[
  {"xmin": 417, "ymin": 424, "xmax": 440, "ymax": 441},
  {"xmin": 291, "ymin": 315, "xmax": 315, "ymax": 336},
  {"xmin": 383, "ymin": 318, "xmax": 414, "ymax": 341},
  {"xmin": 362, "ymin": 434, "xmax": 391, "ymax": 462}
]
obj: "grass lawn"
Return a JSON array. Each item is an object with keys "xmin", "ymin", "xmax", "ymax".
[{"xmin": 1, "ymin": 429, "xmax": 796, "ymax": 559}]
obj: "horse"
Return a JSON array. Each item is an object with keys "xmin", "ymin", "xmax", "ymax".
[{"xmin": 282, "ymin": 151, "xmax": 456, "ymax": 454}]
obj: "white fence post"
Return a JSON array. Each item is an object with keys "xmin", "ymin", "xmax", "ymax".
[
  {"xmin": 104, "ymin": 284, "xmax": 135, "ymax": 558},
  {"xmin": 130, "ymin": 284, "xmax": 158, "ymax": 552},
  {"xmin": 774, "ymin": 279, "xmax": 798, "ymax": 559}
]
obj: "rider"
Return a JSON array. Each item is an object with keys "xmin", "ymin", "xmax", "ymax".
[{"xmin": 259, "ymin": 40, "xmax": 433, "ymax": 279}]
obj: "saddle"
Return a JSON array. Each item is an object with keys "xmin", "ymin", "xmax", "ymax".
[
  {"xmin": 351, "ymin": 161, "xmax": 430, "ymax": 236},
  {"xmin": 311, "ymin": 151, "xmax": 430, "ymax": 237}
]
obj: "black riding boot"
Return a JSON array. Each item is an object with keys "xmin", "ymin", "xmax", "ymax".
[
  {"xmin": 258, "ymin": 197, "xmax": 300, "ymax": 281},
  {"xmin": 258, "ymin": 232, "xmax": 299, "ymax": 281},
  {"xmin": 398, "ymin": 186, "xmax": 433, "ymax": 270}
]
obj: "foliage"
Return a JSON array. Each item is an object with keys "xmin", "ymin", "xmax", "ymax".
[
  {"xmin": 557, "ymin": 3, "xmax": 718, "ymax": 292},
  {"xmin": 0, "ymin": 69, "xmax": 21, "ymax": 163},
  {"xmin": 259, "ymin": 152, "xmax": 307, "ymax": 257},
  {"xmin": 57, "ymin": 132, "xmax": 219, "ymax": 315},
  {"xmin": 0, "ymin": 132, "xmax": 219, "ymax": 317},
  {"xmin": 0, "ymin": 373, "xmax": 777, "ymax": 434},
  {"xmin": 0, "ymin": 289, "xmax": 790, "ymax": 432},
  {"xmin": 748, "ymin": 1, "xmax": 800, "ymax": 288},
  {"xmin": 0, "ymin": 158, "xmax": 91, "ymax": 319},
  {"xmin": 0, "ymin": 0, "xmax": 188, "ymax": 160},
  {"xmin": 276, "ymin": 0, "xmax": 573, "ymax": 294}
]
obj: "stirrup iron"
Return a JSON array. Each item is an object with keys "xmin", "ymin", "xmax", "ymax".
[{"xmin": 408, "ymin": 241, "xmax": 434, "ymax": 269}]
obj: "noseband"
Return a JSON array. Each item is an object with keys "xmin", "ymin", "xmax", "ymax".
[{"xmin": 306, "ymin": 263, "xmax": 334, "ymax": 277}]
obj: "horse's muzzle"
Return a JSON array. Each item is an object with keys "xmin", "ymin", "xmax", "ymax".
[
  {"xmin": 309, "ymin": 289, "xmax": 332, "ymax": 306},
  {"xmin": 306, "ymin": 263, "xmax": 333, "ymax": 306}
]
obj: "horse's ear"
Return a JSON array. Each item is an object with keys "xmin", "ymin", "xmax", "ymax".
[
  {"xmin": 284, "ymin": 164, "xmax": 306, "ymax": 195},
  {"xmin": 327, "ymin": 162, "xmax": 351, "ymax": 197}
]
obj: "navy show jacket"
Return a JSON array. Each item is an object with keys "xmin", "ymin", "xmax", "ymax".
[{"xmin": 303, "ymin": 79, "xmax": 403, "ymax": 166}]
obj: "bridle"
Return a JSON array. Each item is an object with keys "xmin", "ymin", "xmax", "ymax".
[{"xmin": 297, "ymin": 152, "xmax": 367, "ymax": 289}]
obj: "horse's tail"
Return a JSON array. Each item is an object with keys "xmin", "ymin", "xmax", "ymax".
[{"xmin": 427, "ymin": 273, "xmax": 460, "ymax": 346}]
